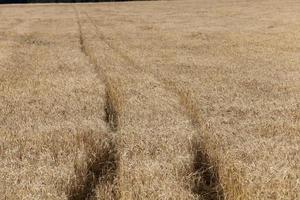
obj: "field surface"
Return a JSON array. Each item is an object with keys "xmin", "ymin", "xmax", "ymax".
[{"xmin": 0, "ymin": 0, "xmax": 299, "ymax": 199}]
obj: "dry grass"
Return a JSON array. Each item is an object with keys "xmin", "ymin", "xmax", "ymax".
[{"xmin": 0, "ymin": 0, "xmax": 299, "ymax": 199}]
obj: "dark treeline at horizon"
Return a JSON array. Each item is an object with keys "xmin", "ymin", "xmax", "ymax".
[{"xmin": 0, "ymin": 0, "xmax": 131, "ymax": 3}]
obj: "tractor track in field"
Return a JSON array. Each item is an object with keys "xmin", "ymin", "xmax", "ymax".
[
  {"xmin": 73, "ymin": 5, "xmax": 223, "ymax": 200},
  {"xmin": 68, "ymin": 7, "xmax": 119, "ymax": 200},
  {"xmin": 74, "ymin": 7, "xmax": 122, "ymax": 134},
  {"xmin": 80, "ymin": 9, "xmax": 224, "ymax": 200},
  {"xmin": 83, "ymin": 12, "xmax": 136, "ymax": 69}
]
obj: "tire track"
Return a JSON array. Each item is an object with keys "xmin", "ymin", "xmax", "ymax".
[
  {"xmin": 117, "ymin": 16, "xmax": 225, "ymax": 199},
  {"xmin": 67, "ymin": 7, "xmax": 120, "ymax": 200},
  {"xmin": 74, "ymin": 7, "xmax": 123, "ymax": 134},
  {"xmin": 83, "ymin": 12, "xmax": 136, "ymax": 69}
]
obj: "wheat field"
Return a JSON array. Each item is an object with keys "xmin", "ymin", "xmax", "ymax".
[{"xmin": 0, "ymin": 0, "xmax": 299, "ymax": 199}]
